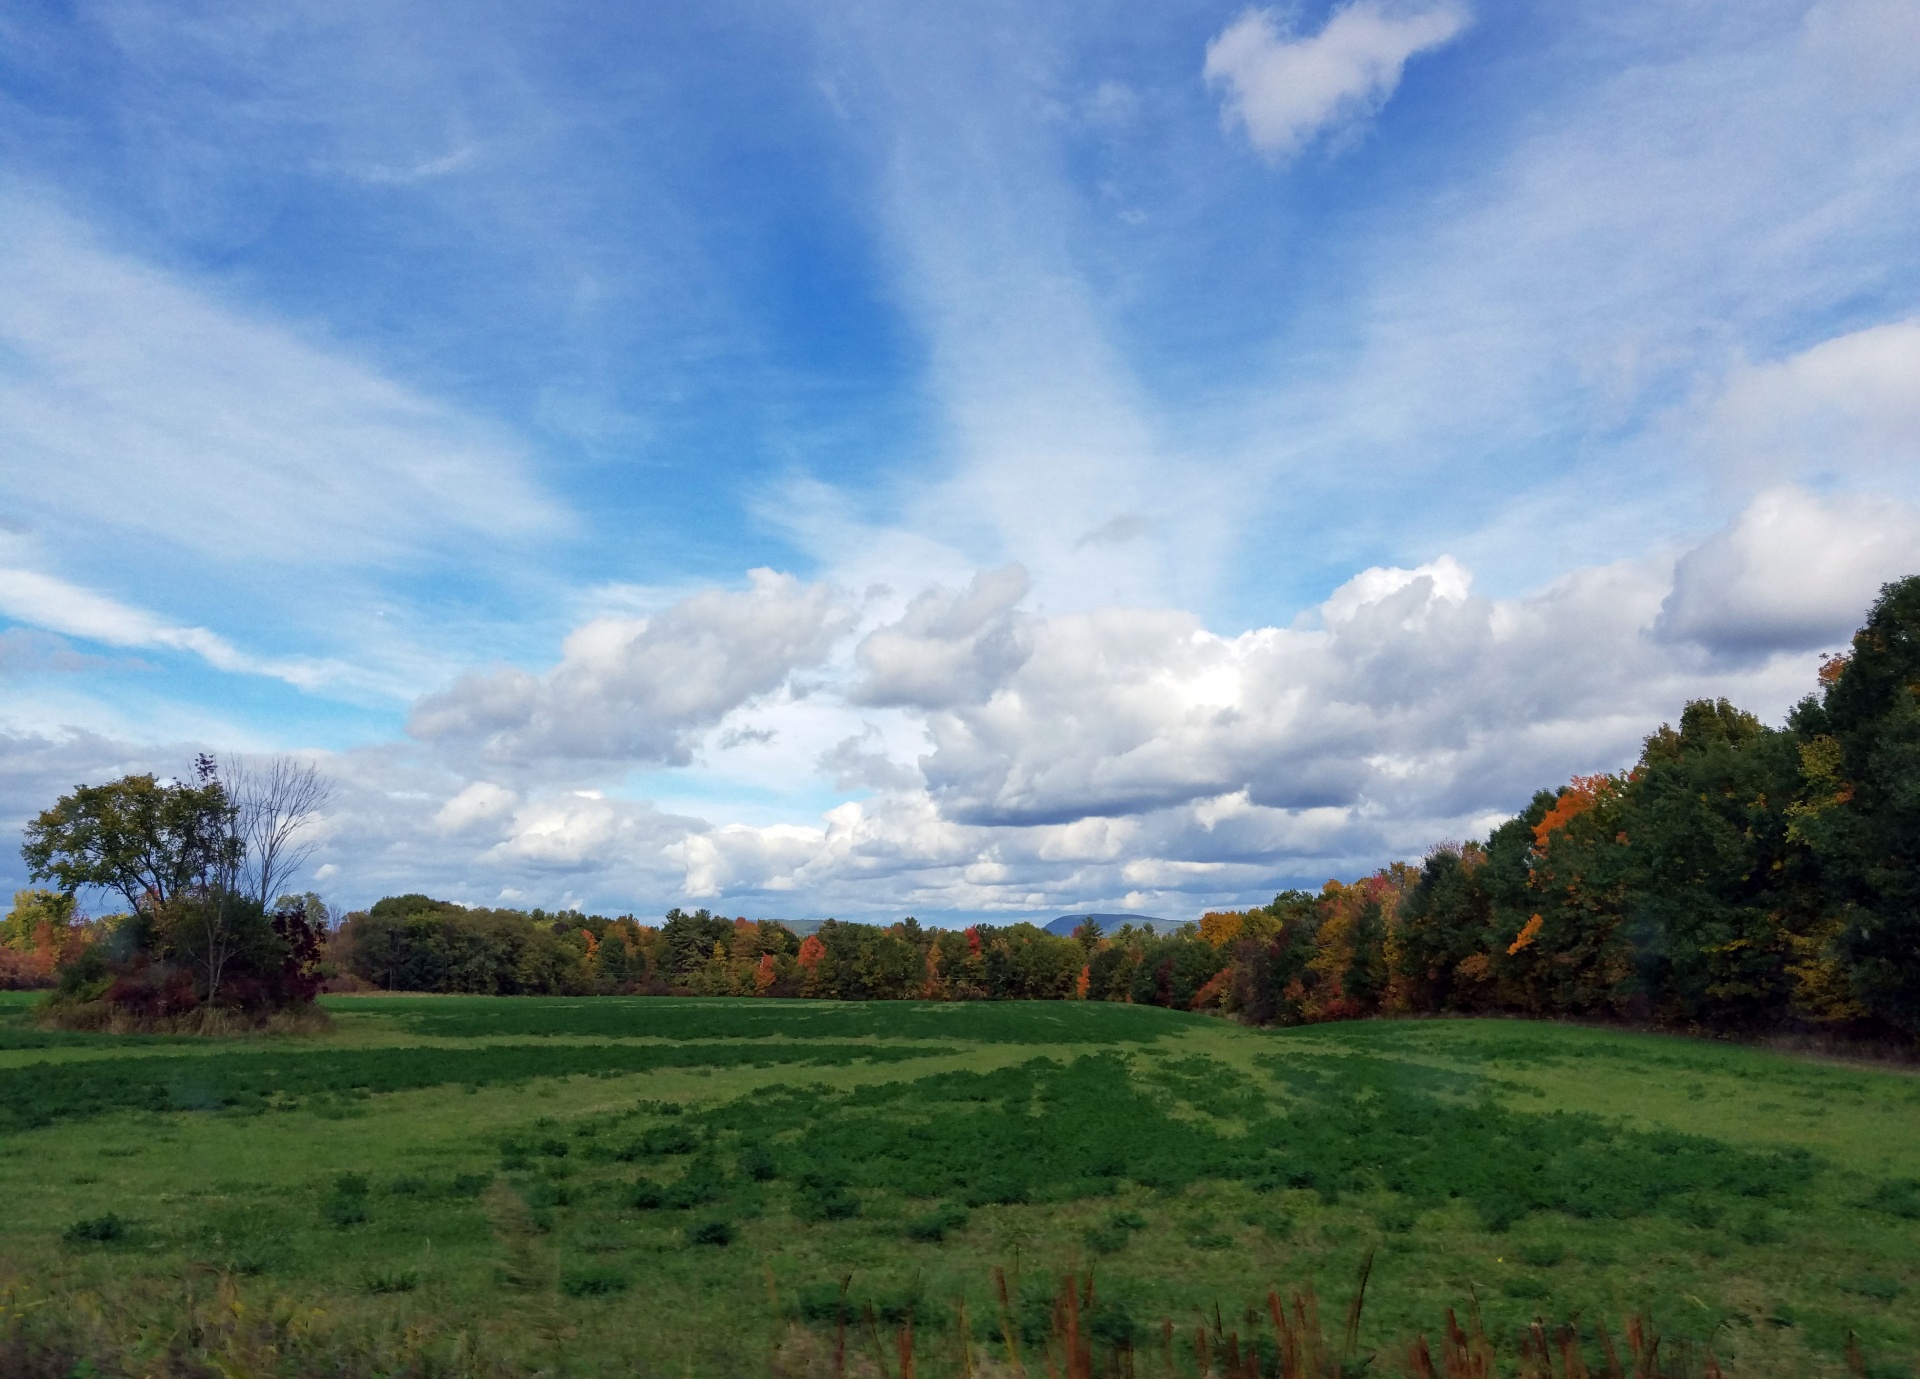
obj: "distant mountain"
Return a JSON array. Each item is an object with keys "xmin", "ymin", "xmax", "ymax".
[{"xmin": 1042, "ymin": 913, "xmax": 1184, "ymax": 937}]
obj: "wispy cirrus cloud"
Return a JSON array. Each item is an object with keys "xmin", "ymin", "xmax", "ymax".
[
  {"xmin": 0, "ymin": 564, "xmax": 367, "ymax": 692},
  {"xmin": 0, "ymin": 192, "xmax": 568, "ymax": 573}
]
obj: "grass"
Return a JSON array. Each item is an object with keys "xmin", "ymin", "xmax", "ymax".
[{"xmin": 0, "ymin": 991, "xmax": 1915, "ymax": 1376}]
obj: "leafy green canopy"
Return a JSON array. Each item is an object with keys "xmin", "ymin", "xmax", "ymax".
[
  {"xmin": 21, "ymin": 768, "xmax": 239, "ymax": 914},
  {"xmin": 1794, "ymin": 576, "xmax": 1920, "ymax": 1032}
]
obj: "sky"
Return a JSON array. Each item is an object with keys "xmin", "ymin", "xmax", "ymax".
[{"xmin": 2, "ymin": 0, "xmax": 1918, "ymax": 924}]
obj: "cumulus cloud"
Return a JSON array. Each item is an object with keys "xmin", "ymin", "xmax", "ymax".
[
  {"xmin": 852, "ymin": 565, "xmax": 1033, "ymax": 709},
  {"xmin": 433, "ymin": 780, "xmax": 518, "ymax": 836},
  {"xmin": 820, "ymin": 726, "xmax": 923, "ymax": 793},
  {"xmin": 1204, "ymin": 1, "xmax": 1469, "ymax": 160},
  {"xmin": 902, "ymin": 554, "xmax": 1633, "ymax": 828},
  {"xmin": 669, "ymin": 823, "xmax": 832, "ymax": 899},
  {"xmin": 348, "ymin": 485, "xmax": 1880, "ymax": 916},
  {"xmin": 485, "ymin": 792, "xmax": 688, "ymax": 870},
  {"xmin": 13, "ymin": 488, "xmax": 1894, "ymax": 921},
  {"xmin": 1656, "ymin": 487, "xmax": 1920, "ymax": 660},
  {"xmin": 407, "ymin": 570, "xmax": 854, "ymax": 768},
  {"xmin": 666, "ymin": 523, "xmax": 1847, "ymax": 915}
]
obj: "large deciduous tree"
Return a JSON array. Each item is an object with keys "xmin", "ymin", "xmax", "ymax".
[
  {"xmin": 21, "ymin": 755, "xmax": 331, "ymax": 1016},
  {"xmin": 22, "ymin": 757, "xmax": 239, "ymax": 914},
  {"xmin": 1794, "ymin": 576, "xmax": 1920, "ymax": 1035}
]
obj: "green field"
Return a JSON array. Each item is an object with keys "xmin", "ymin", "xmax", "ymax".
[{"xmin": 1, "ymin": 992, "xmax": 1916, "ymax": 1377}]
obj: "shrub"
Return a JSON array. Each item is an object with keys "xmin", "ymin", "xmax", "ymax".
[
  {"xmin": 792, "ymin": 1174, "xmax": 859, "ymax": 1222},
  {"xmin": 525, "ymin": 1181, "xmax": 573, "ymax": 1209},
  {"xmin": 738, "ymin": 1142, "xmax": 778, "ymax": 1181},
  {"xmin": 560, "ymin": 1267, "xmax": 630, "ymax": 1296},
  {"xmin": 1865, "ymin": 1178, "xmax": 1920, "ymax": 1219},
  {"xmin": 641, "ymin": 1124, "xmax": 699, "ymax": 1155},
  {"xmin": 1087, "ymin": 1293, "xmax": 1140, "ymax": 1349},
  {"xmin": 1083, "ymin": 1223, "xmax": 1128, "ymax": 1254},
  {"xmin": 1733, "ymin": 1206, "xmax": 1785, "ymax": 1245},
  {"xmin": 1377, "ymin": 1205, "xmax": 1417, "ymax": 1234},
  {"xmin": 221, "ymin": 1247, "xmax": 285, "ymax": 1276},
  {"xmin": 324, "ymin": 1173, "xmax": 370, "ymax": 1227},
  {"xmin": 686, "ymin": 1219, "xmax": 733, "ymax": 1247},
  {"xmin": 62, "ymin": 1214, "xmax": 128, "ymax": 1245},
  {"xmin": 904, "ymin": 1204, "xmax": 969, "ymax": 1242},
  {"xmin": 1086, "ymin": 1208, "xmax": 1147, "ymax": 1254},
  {"xmin": 662, "ymin": 1154, "xmax": 726, "ymax": 1209},
  {"xmin": 360, "ymin": 1268, "xmax": 420, "ymax": 1295},
  {"xmin": 324, "ymin": 1197, "xmax": 370, "ymax": 1228},
  {"xmin": 796, "ymin": 1282, "xmax": 849, "ymax": 1323}
]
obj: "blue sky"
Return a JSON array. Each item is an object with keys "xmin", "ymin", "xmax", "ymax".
[{"xmin": 3, "ymin": 0, "xmax": 1918, "ymax": 922}]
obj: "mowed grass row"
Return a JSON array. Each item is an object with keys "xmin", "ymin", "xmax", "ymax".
[{"xmin": 0, "ymin": 996, "xmax": 1916, "ymax": 1377}]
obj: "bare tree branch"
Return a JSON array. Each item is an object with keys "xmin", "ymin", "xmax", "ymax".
[{"xmin": 225, "ymin": 756, "xmax": 333, "ymax": 905}]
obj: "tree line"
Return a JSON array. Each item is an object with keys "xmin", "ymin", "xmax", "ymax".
[
  {"xmin": 318, "ymin": 576, "xmax": 1920, "ymax": 1043},
  {"xmin": 10, "ymin": 576, "xmax": 1919, "ymax": 1042}
]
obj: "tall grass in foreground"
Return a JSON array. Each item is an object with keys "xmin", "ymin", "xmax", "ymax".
[
  {"xmin": 1, "ymin": 1260, "xmax": 1897, "ymax": 1378},
  {"xmin": 769, "ymin": 1260, "xmax": 1779, "ymax": 1379}
]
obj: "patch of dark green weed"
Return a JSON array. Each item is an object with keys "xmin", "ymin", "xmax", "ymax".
[
  {"xmin": 1865, "ymin": 1178, "xmax": 1920, "ymax": 1219},
  {"xmin": 560, "ymin": 1266, "xmax": 630, "ymax": 1296},
  {"xmin": 904, "ymin": 1204, "xmax": 969, "ymax": 1242},
  {"xmin": 360, "ymin": 1268, "xmax": 421, "ymax": 1295},
  {"xmin": 61, "ymin": 1214, "xmax": 130, "ymax": 1245}
]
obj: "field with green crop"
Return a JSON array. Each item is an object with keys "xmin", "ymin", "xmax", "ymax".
[{"xmin": 1, "ymin": 991, "xmax": 1916, "ymax": 1377}]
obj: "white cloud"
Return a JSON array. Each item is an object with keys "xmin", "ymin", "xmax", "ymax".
[
  {"xmin": 852, "ymin": 565, "xmax": 1032, "ymax": 709},
  {"xmin": 669, "ymin": 824, "xmax": 829, "ymax": 899},
  {"xmin": 836, "ymin": 510, "xmax": 1828, "ymax": 846},
  {"xmin": 1656, "ymin": 486, "xmax": 1920, "ymax": 659},
  {"xmin": 9, "ymin": 489, "xmax": 1893, "ymax": 922},
  {"xmin": 0, "ymin": 729, "xmax": 169, "ymax": 850},
  {"xmin": 327, "ymin": 487, "xmax": 1870, "ymax": 916},
  {"xmin": 1204, "ymin": 1, "xmax": 1469, "ymax": 160},
  {"xmin": 486, "ymin": 793, "xmax": 681, "ymax": 870},
  {"xmin": 0, "ymin": 563, "xmax": 362, "ymax": 692},
  {"xmin": 819, "ymin": 726, "xmax": 922, "ymax": 792},
  {"xmin": 1318, "ymin": 554, "xmax": 1470, "ymax": 625},
  {"xmin": 1705, "ymin": 321, "xmax": 1920, "ymax": 490},
  {"xmin": 407, "ymin": 570, "xmax": 855, "ymax": 768},
  {"xmin": 433, "ymin": 780, "xmax": 519, "ymax": 835},
  {"xmin": 0, "ymin": 191, "xmax": 566, "ymax": 570}
]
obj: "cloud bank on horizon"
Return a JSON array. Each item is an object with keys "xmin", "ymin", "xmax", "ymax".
[{"xmin": 1, "ymin": 0, "xmax": 1917, "ymax": 922}]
